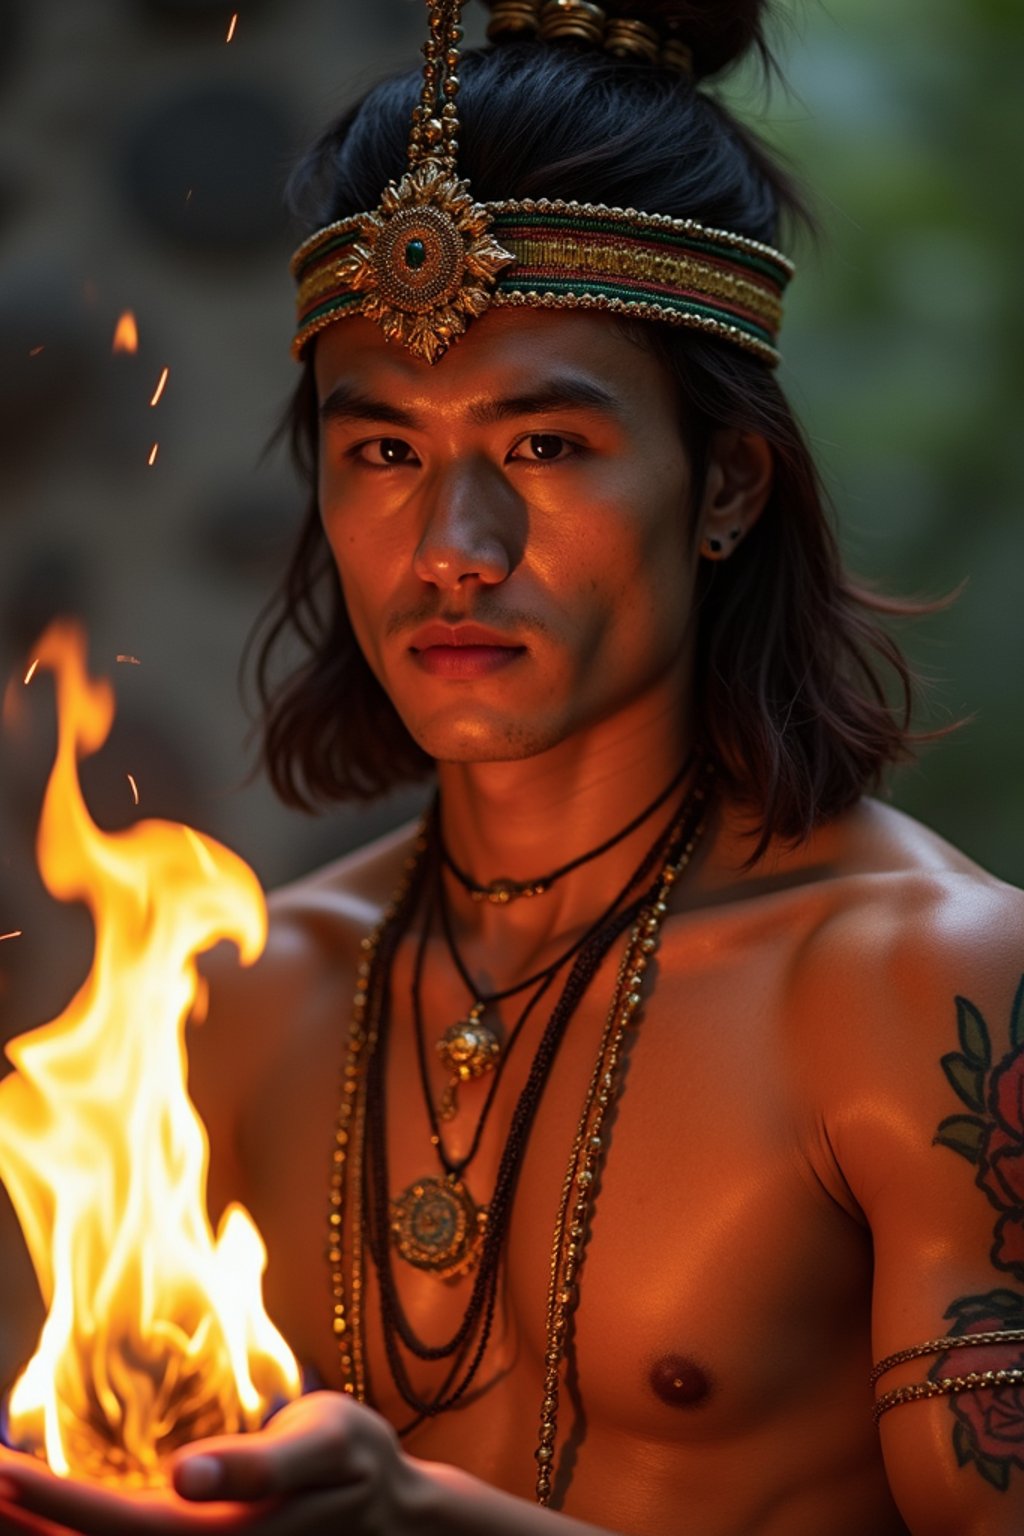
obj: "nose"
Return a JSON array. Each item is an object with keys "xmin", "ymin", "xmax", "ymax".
[{"xmin": 413, "ymin": 456, "xmax": 524, "ymax": 591}]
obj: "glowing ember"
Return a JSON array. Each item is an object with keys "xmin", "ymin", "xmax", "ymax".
[
  {"xmin": 0, "ymin": 623, "xmax": 300, "ymax": 1486},
  {"xmin": 29, "ymin": 346, "xmax": 44, "ymax": 358},
  {"xmin": 126, "ymin": 774, "xmax": 140, "ymax": 806},
  {"xmin": 226, "ymin": 13, "xmax": 238, "ymax": 42},
  {"xmin": 149, "ymin": 368, "xmax": 169, "ymax": 408},
  {"xmin": 0, "ymin": 931, "xmax": 22, "ymax": 943},
  {"xmin": 112, "ymin": 312, "xmax": 138, "ymax": 355},
  {"xmin": 147, "ymin": 443, "xmax": 159, "ymax": 467},
  {"xmin": 23, "ymin": 660, "xmax": 39, "ymax": 686},
  {"xmin": 115, "ymin": 656, "xmax": 141, "ymax": 667}
]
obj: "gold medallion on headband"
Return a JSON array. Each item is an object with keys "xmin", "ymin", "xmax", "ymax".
[{"xmin": 335, "ymin": 162, "xmax": 514, "ymax": 365}]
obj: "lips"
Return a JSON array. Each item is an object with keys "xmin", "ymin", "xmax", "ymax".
[{"xmin": 408, "ymin": 622, "xmax": 526, "ymax": 679}]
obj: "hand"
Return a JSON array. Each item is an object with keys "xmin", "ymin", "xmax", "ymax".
[{"xmin": 0, "ymin": 1391, "xmax": 423, "ymax": 1536}]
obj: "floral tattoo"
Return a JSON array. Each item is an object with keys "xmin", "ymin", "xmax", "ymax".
[{"xmin": 933, "ymin": 976, "xmax": 1024, "ymax": 1490}]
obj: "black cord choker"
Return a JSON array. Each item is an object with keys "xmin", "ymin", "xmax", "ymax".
[{"xmin": 439, "ymin": 752, "xmax": 694, "ymax": 904}]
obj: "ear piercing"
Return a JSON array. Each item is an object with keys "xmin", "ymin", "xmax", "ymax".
[{"xmin": 701, "ymin": 527, "xmax": 743, "ymax": 560}]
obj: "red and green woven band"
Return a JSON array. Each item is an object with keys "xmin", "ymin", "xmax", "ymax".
[{"xmin": 292, "ymin": 197, "xmax": 794, "ymax": 367}]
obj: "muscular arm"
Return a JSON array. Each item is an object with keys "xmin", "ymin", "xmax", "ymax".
[{"xmin": 817, "ymin": 874, "xmax": 1024, "ymax": 1535}]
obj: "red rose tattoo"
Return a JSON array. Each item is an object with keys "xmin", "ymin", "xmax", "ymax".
[
  {"xmin": 931, "ymin": 977, "xmax": 1024, "ymax": 1490},
  {"xmin": 930, "ymin": 1292, "xmax": 1024, "ymax": 1491}
]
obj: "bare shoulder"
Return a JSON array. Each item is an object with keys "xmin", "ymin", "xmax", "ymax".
[
  {"xmin": 187, "ymin": 818, "xmax": 421, "ymax": 1190},
  {"xmin": 794, "ymin": 798, "xmax": 1024, "ymax": 1022}
]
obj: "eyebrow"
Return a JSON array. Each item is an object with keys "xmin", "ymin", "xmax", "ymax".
[{"xmin": 317, "ymin": 375, "xmax": 623, "ymax": 432}]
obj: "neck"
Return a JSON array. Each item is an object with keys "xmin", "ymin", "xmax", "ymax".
[{"xmin": 436, "ymin": 686, "xmax": 696, "ymax": 953}]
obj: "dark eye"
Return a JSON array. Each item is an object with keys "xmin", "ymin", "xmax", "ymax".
[
  {"xmin": 516, "ymin": 433, "xmax": 575, "ymax": 463},
  {"xmin": 359, "ymin": 437, "xmax": 418, "ymax": 466}
]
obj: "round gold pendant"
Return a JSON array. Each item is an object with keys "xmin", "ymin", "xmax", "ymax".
[
  {"xmin": 390, "ymin": 1176, "xmax": 487, "ymax": 1279},
  {"xmin": 436, "ymin": 1010, "xmax": 502, "ymax": 1120}
]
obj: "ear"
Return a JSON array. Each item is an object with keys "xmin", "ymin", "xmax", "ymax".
[{"xmin": 696, "ymin": 430, "xmax": 772, "ymax": 561}]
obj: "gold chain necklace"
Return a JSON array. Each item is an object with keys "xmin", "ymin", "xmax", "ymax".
[{"xmin": 326, "ymin": 791, "xmax": 709, "ymax": 1500}]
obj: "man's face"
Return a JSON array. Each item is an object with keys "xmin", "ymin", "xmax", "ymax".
[{"xmin": 313, "ymin": 308, "xmax": 699, "ymax": 763}]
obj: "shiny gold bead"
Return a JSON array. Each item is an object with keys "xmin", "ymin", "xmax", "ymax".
[
  {"xmin": 486, "ymin": 0, "xmax": 542, "ymax": 40},
  {"xmin": 539, "ymin": 0, "xmax": 606, "ymax": 46},
  {"xmin": 604, "ymin": 16, "xmax": 660, "ymax": 63},
  {"xmin": 332, "ymin": 1317, "xmax": 348, "ymax": 1336}
]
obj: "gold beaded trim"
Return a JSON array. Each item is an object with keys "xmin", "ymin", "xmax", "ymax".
[
  {"xmin": 534, "ymin": 789, "xmax": 709, "ymax": 1505},
  {"xmin": 491, "ymin": 288, "xmax": 781, "ymax": 366},
  {"xmin": 486, "ymin": 198, "xmax": 796, "ymax": 271},
  {"xmin": 498, "ymin": 234, "xmax": 783, "ymax": 329},
  {"xmin": 870, "ymin": 1329, "xmax": 1024, "ymax": 1386},
  {"xmin": 874, "ymin": 1369, "xmax": 1024, "ymax": 1424}
]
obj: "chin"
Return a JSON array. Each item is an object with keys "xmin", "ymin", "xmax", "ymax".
[{"xmin": 403, "ymin": 708, "xmax": 567, "ymax": 765}]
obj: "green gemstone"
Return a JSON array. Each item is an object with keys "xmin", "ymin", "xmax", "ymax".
[{"xmin": 405, "ymin": 237, "xmax": 427, "ymax": 270}]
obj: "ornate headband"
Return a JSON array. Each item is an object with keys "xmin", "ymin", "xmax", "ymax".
[{"xmin": 290, "ymin": 0, "xmax": 794, "ymax": 368}]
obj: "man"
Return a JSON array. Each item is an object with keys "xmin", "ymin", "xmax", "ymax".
[{"xmin": 2, "ymin": 1, "xmax": 1023, "ymax": 1533}]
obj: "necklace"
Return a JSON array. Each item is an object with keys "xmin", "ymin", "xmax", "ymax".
[
  {"xmin": 433, "ymin": 755, "xmax": 694, "ymax": 1117},
  {"xmin": 394, "ymin": 789, "xmax": 687, "ymax": 1282},
  {"xmin": 326, "ymin": 759, "xmax": 713, "ymax": 1447},
  {"xmin": 440, "ymin": 754, "xmax": 693, "ymax": 905}
]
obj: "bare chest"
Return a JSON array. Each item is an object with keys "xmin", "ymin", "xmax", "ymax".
[{"xmin": 241, "ymin": 904, "xmax": 885, "ymax": 1524}]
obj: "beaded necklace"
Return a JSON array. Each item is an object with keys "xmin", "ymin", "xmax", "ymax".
[{"xmin": 326, "ymin": 766, "xmax": 711, "ymax": 1495}]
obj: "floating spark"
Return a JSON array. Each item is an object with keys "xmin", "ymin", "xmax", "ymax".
[
  {"xmin": 126, "ymin": 775, "xmax": 140, "ymax": 806},
  {"xmin": 23, "ymin": 660, "xmax": 39, "ymax": 686},
  {"xmin": 115, "ymin": 655, "xmax": 141, "ymax": 667},
  {"xmin": 148, "ymin": 443, "xmax": 159, "ymax": 467},
  {"xmin": 112, "ymin": 312, "xmax": 138, "ymax": 354},
  {"xmin": 0, "ymin": 931, "xmax": 23, "ymax": 943},
  {"xmin": 29, "ymin": 346, "xmax": 44, "ymax": 358},
  {"xmin": 150, "ymin": 368, "xmax": 169, "ymax": 407},
  {"xmin": 226, "ymin": 13, "xmax": 238, "ymax": 42}
]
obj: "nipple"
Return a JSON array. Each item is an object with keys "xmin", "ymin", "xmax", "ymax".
[{"xmin": 649, "ymin": 1354, "xmax": 711, "ymax": 1408}]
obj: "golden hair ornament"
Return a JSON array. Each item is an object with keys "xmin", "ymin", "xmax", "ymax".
[{"xmin": 291, "ymin": 0, "xmax": 794, "ymax": 366}]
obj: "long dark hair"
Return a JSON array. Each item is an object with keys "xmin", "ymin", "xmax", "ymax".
[{"xmin": 254, "ymin": 13, "xmax": 925, "ymax": 861}]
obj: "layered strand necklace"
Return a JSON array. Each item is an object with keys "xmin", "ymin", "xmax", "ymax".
[
  {"xmin": 433, "ymin": 754, "xmax": 694, "ymax": 1118},
  {"xmin": 326, "ymin": 757, "xmax": 713, "ymax": 1440}
]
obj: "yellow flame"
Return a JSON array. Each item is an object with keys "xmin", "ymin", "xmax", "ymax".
[
  {"xmin": 0, "ymin": 623, "xmax": 300, "ymax": 1485},
  {"xmin": 112, "ymin": 313, "xmax": 138, "ymax": 355}
]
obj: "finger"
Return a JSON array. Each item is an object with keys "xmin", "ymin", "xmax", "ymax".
[
  {"xmin": 172, "ymin": 1393, "xmax": 372, "ymax": 1503},
  {"xmin": 0, "ymin": 1462, "xmax": 257, "ymax": 1536}
]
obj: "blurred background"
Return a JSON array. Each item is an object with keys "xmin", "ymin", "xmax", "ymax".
[{"xmin": 0, "ymin": 0, "xmax": 1021, "ymax": 1032}]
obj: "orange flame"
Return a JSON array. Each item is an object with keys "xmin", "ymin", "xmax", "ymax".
[
  {"xmin": 0, "ymin": 624, "xmax": 300, "ymax": 1485},
  {"xmin": 111, "ymin": 312, "xmax": 138, "ymax": 354}
]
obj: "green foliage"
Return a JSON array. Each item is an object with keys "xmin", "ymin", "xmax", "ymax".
[{"xmin": 724, "ymin": 0, "xmax": 1024, "ymax": 885}]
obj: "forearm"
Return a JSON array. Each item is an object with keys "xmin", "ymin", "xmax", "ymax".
[{"xmin": 413, "ymin": 1459, "xmax": 619, "ymax": 1536}]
